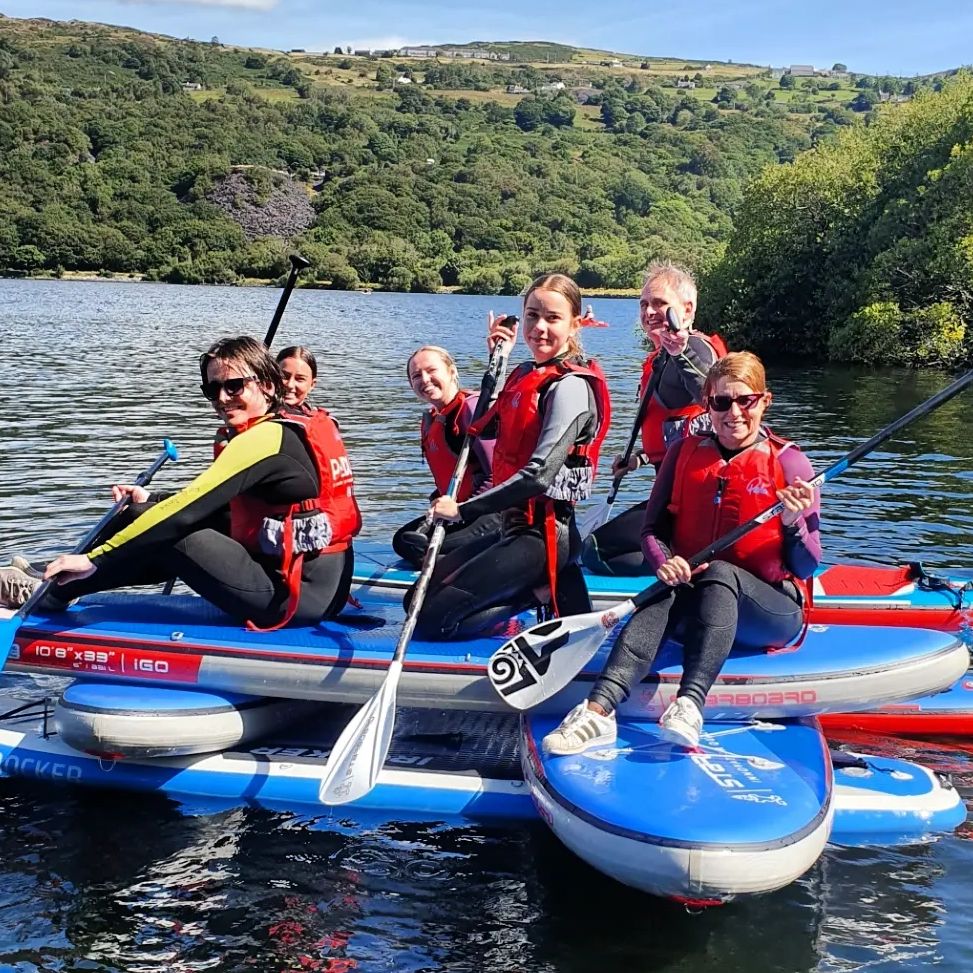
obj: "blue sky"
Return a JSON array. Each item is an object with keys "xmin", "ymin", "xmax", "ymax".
[{"xmin": 2, "ymin": 0, "xmax": 970, "ymax": 76}]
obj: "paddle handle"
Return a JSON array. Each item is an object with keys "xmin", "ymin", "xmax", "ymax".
[
  {"xmin": 392, "ymin": 330, "xmax": 514, "ymax": 661},
  {"xmin": 13, "ymin": 439, "xmax": 180, "ymax": 620},
  {"xmin": 263, "ymin": 254, "xmax": 311, "ymax": 349},
  {"xmin": 632, "ymin": 365, "xmax": 973, "ymax": 611}
]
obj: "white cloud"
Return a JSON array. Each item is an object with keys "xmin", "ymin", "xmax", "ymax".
[{"xmin": 341, "ymin": 35, "xmax": 420, "ymax": 50}]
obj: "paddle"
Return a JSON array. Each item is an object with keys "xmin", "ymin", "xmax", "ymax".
[
  {"xmin": 0, "ymin": 439, "xmax": 180, "ymax": 668},
  {"xmin": 578, "ymin": 306, "xmax": 682, "ymax": 540},
  {"xmin": 318, "ymin": 328, "xmax": 514, "ymax": 805},
  {"xmin": 263, "ymin": 253, "xmax": 311, "ymax": 349},
  {"xmin": 488, "ymin": 366, "xmax": 973, "ymax": 710}
]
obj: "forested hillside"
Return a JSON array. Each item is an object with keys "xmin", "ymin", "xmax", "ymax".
[
  {"xmin": 0, "ymin": 16, "xmax": 859, "ymax": 292},
  {"xmin": 701, "ymin": 73, "xmax": 973, "ymax": 365}
]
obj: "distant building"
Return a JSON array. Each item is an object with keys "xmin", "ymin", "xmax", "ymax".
[
  {"xmin": 353, "ymin": 49, "xmax": 371, "ymax": 57},
  {"xmin": 789, "ymin": 64, "xmax": 816, "ymax": 76},
  {"xmin": 181, "ymin": 82, "xmax": 203, "ymax": 91},
  {"xmin": 506, "ymin": 84, "xmax": 529, "ymax": 94},
  {"xmin": 401, "ymin": 47, "xmax": 438, "ymax": 58},
  {"xmin": 537, "ymin": 80, "xmax": 566, "ymax": 94},
  {"xmin": 676, "ymin": 79, "xmax": 696, "ymax": 89}
]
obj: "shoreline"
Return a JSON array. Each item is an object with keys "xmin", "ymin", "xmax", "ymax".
[{"xmin": 1, "ymin": 271, "xmax": 641, "ymax": 299}]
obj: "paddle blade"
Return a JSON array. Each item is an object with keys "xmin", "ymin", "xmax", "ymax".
[
  {"xmin": 0, "ymin": 614, "xmax": 22, "ymax": 671},
  {"xmin": 318, "ymin": 661, "xmax": 402, "ymax": 805},
  {"xmin": 577, "ymin": 497, "xmax": 611, "ymax": 542},
  {"xmin": 487, "ymin": 600, "xmax": 637, "ymax": 710}
]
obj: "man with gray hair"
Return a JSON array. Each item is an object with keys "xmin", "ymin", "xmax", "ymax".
[{"xmin": 582, "ymin": 260, "xmax": 725, "ymax": 576}]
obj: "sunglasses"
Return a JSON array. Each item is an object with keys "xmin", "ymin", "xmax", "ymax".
[
  {"xmin": 707, "ymin": 392, "xmax": 766, "ymax": 412},
  {"xmin": 200, "ymin": 376, "xmax": 258, "ymax": 401}
]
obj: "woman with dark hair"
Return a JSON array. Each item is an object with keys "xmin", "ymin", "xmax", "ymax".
[
  {"xmin": 277, "ymin": 345, "xmax": 318, "ymax": 414},
  {"xmin": 4, "ymin": 336, "xmax": 361, "ymax": 629},
  {"xmin": 410, "ymin": 273, "xmax": 612, "ymax": 640},
  {"xmin": 545, "ymin": 351, "xmax": 820, "ymax": 754},
  {"xmin": 391, "ymin": 345, "xmax": 500, "ymax": 567}
]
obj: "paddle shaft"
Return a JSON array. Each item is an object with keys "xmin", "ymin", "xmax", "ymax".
[
  {"xmin": 631, "ymin": 365, "xmax": 973, "ymax": 612},
  {"xmin": 392, "ymin": 331, "xmax": 514, "ymax": 662},
  {"xmin": 13, "ymin": 440, "xmax": 179, "ymax": 621},
  {"xmin": 263, "ymin": 253, "xmax": 311, "ymax": 349}
]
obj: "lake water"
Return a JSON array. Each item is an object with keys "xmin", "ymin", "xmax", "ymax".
[{"xmin": 2, "ymin": 278, "xmax": 973, "ymax": 972}]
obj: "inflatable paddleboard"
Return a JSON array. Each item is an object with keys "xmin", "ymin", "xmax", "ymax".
[
  {"xmin": 523, "ymin": 713, "xmax": 834, "ymax": 902},
  {"xmin": 0, "ymin": 692, "xmax": 961, "ymax": 852},
  {"xmin": 352, "ymin": 542, "xmax": 973, "ymax": 632},
  {"xmin": 820, "ymin": 674, "xmax": 973, "ymax": 736},
  {"xmin": 54, "ymin": 682, "xmax": 320, "ymax": 758},
  {"xmin": 8, "ymin": 592, "xmax": 967, "ymax": 721}
]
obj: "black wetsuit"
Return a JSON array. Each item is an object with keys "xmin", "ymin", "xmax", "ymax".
[
  {"xmin": 47, "ymin": 419, "xmax": 353, "ymax": 628},
  {"xmin": 411, "ymin": 364, "xmax": 601, "ymax": 640},
  {"xmin": 392, "ymin": 394, "xmax": 502, "ymax": 568}
]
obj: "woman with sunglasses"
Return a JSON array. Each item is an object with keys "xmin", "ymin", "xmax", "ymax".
[
  {"xmin": 13, "ymin": 336, "xmax": 361, "ymax": 630},
  {"xmin": 391, "ymin": 345, "xmax": 501, "ymax": 568},
  {"xmin": 409, "ymin": 273, "xmax": 611, "ymax": 640},
  {"xmin": 545, "ymin": 351, "xmax": 820, "ymax": 754}
]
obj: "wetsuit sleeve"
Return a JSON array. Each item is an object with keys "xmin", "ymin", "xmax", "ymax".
[
  {"xmin": 457, "ymin": 374, "xmax": 596, "ymax": 520},
  {"xmin": 640, "ymin": 439, "xmax": 681, "ymax": 571},
  {"xmin": 87, "ymin": 422, "xmax": 318, "ymax": 566},
  {"xmin": 669, "ymin": 334, "xmax": 718, "ymax": 403},
  {"xmin": 779, "ymin": 446, "xmax": 822, "ymax": 579},
  {"xmin": 457, "ymin": 393, "xmax": 495, "ymax": 494}
]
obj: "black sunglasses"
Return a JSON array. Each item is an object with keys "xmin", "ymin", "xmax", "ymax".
[
  {"xmin": 707, "ymin": 392, "xmax": 765, "ymax": 412},
  {"xmin": 200, "ymin": 376, "xmax": 258, "ymax": 401}
]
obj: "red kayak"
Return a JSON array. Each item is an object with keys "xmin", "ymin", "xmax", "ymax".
[{"xmin": 581, "ymin": 319, "xmax": 610, "ymax": 328}]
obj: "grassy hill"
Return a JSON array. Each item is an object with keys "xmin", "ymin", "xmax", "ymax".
[{"xmin": 0, "ymin": 15, "xmax": 947, "ymax": 294}]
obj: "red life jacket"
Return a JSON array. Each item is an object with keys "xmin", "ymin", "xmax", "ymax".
[
  {"xmin": 421, "ymin": 390, "xmax": 476, "ymax": 501},
  {"xmin": 488, "ymin": 357, "xmax": 611, "ymax": 489},
  {"xmin": 667, "ymin": 431, "xmax": 808, "ymax": 600},
  {"xmin": 218, "ymin": 410, "xmax": 362, "ymax": 631},
  {"xmin": 475, "ymin": 356, "xmax": 612, "ymax": 612},
  {"xmin": 639, "ymin": 332, "xmax": 727, "ymax": 465}
]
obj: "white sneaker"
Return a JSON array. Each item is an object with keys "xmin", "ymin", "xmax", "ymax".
[
  {"xmin": 543, "ymin": 701, "xmax": 617, "ymax": 755},
  {"xmin": 0, "ymin": 565, "xmax": 41, "ymax": 609},
  {"xmin": 659, "ymin": 697, "xmax": 703, "ymax": 749}
]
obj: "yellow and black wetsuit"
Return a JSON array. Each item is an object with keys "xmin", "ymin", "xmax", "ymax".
[{"xmin": 52, "ymin": 419, "xmax": 354, "ymax": 627}]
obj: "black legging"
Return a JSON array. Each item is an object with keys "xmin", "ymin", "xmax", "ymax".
[
  {"xmin": 392, "ymin": 511, "xmax": 503, "ymax": 568},
  {"xmin": 44, "ymin": 529, "xmax": 354, "ymax": 628},
  {"xmin": 410, "ymin": 509, "xmax": 590, "ymax": 641},
  {"xmin": 581, "ymin": 500, "xmax": 652, "ymax": 576},
  {"xmin": 589, "ymin": 560, "xmax": 803, "ymax": 714}
]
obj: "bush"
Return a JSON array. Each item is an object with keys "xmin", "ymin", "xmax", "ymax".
[
  {"xmin": 907, "ymin": 301, "xmax": 966, "ymax": 366},
  {"xmin": 828, "ymin": 301, "xmax": 904, "ymax": 363},
  {"xmin": 459, "ymin": 267, "xmax": 502, "ymax": 294}
]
